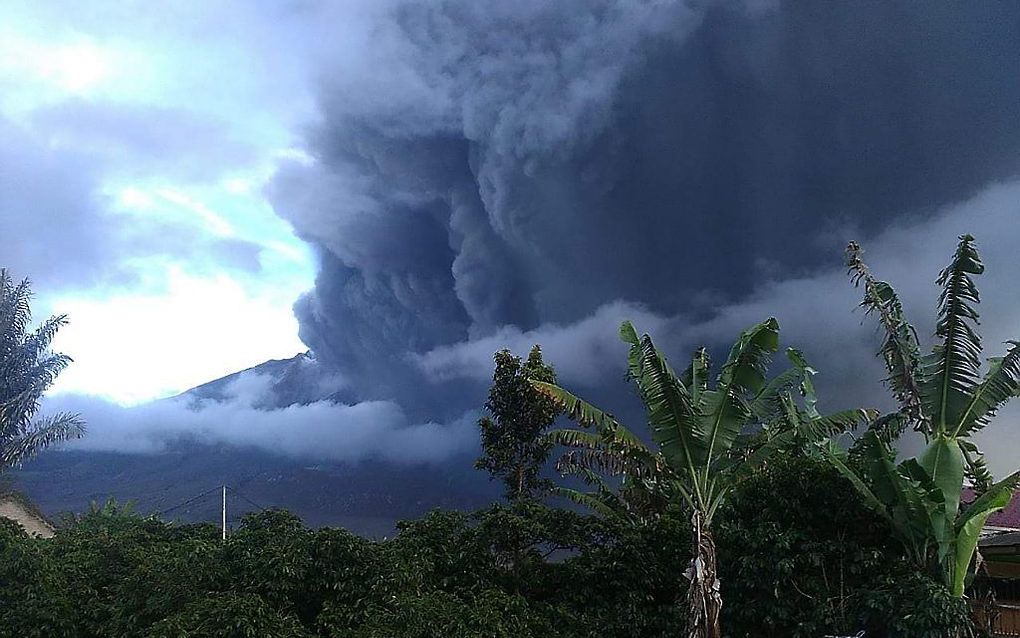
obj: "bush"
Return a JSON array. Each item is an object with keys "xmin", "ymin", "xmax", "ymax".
[
  {"xmin": 147, "ymin": 592, "xmax": 311, "ymax": 638},
  {"xmin": 0, "ymin": 518, "xmax": 77, "ymax": 638},
  {"xmin": 0, "ymin": 490, "xmax": 985, "ymax": 637},
  {"xmin": 716, "ymin": 454, "xmax": 981, "ymax": 638},
  {"xmin": 855, "ymin": 569, "xmax": 979, "ymax": 638}
]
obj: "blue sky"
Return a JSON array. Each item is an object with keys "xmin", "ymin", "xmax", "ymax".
[{"xmin": 1, "ymin": 2, "xmax": 319, "ymax": 404}]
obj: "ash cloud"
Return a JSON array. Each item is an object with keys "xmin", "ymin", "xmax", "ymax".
[
  {"xmin": 269, "ymin": 1, "xmax": 1020, "ymax": 425},
  {"xmin": 25, "ymin": 1, "xmax": 1020, "ymax": 468},
  {"xmin": 406, "ymin": 180, "xmax": 1020, "ymax": 474}
]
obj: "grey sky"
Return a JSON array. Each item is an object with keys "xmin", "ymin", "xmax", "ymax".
[{"xmin": 5, "ymin": 1, "xmax": 1020, "ymax": 466}]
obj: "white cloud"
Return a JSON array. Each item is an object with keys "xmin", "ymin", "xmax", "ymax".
[
  {"xmin": 47, "ymin": 270, "xmax": 306, "ymax": 405},
  {"xmin": 45, "ymin": 372, "xmax": 475, "ymax": 464},
  {"xmin": 0, "ymin": 4, "xmax": 319, "ymax": 404},
  {"xmin": 0, "ymin": 31, "xmax": 139, "ymax": 114},
  {"xmin": 414, "ymin": 300, "xmax": 679, "ymax": 388}
]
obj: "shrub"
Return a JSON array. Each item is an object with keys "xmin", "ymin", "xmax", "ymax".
[
  {"xmin": 855, "ymin": 569, "xmax": 979, "ymax": 638},
  {"xmin": 717, "ymin": 454, "xmax": 902, "ymax": 637}
]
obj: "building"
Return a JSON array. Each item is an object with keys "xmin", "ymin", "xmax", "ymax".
[{"xmin": 967, "ymin": 489, "xmax": 1020, "ymax": 636}]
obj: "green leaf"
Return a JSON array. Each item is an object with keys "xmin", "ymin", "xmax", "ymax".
[
  {"xmin": 748, "ymin": 349, "xmax": 806, "ymax": 423},
  {"xmin": 957, "ymin": 469, "xmax": 1020, "ymax": 534},
  {"xmin": 918, "ymin": 437, "xmax": 965, "ymax": 521},
  {"xmin": 544, "ymin": 428, "xmax": 607, "ymax": 450},
  {"xmin": 534, "ymin": 383, "xmax": 662, "ymax": 480},
  {"xmin": 951, "ymin": 470, "xmax": 1020, "ymax": 596},
  {"xmin": 820, "ymin": 439, "xmax": 893, "ymax": 526},
  {"xmin": 921, "ymin": 234, "xmax": 985, "ymax": 436},
  {"xmin": 839, "ymin": 432, "xmax": 938, "ymax": 564},
  {"xmin": 803, "ymin": 408, "xmax": 875, "ymax": 441},
  {"xmin": 628, "ymin": 336, "xmax": 707, "ymax": 478},
  {"xmin": 0, "ymin": 412, "xmax": 85, "ymax": 468},
  {"xmin": 855, "ymin": 412, "xmax": 908, "ymax": 449},
  {"xmin": 530, "ymin": 381, "xmax": 625, "ymax": 433},
  {"xmin": 689, "ymin": 347, "xmax": 710, "ymax": 406},
  {"xmin": 958, "ymin": 438, "xmax": 993, "ymax": 494},
  {"xmin": 618, "ymin": 320, "xmax": 639, "ymax": 346},
  {"xmin": 619, "ymin": 321, "xmax": 643, "ymax": 383},
  {"xmin": 698, "ymin": 319, "xmax": 780, "ymax": 466},
  {"xmin": 729, "ymin": 429, "xmax": 796, "ymax": 483},
  {"xmin": 954, "ymin": 341, "xmax": 1020, "ymax": 437},
  {"xmin": 550, "ymin": 486, "xmax": 623, "ymax": 519},
  {"xmin": 786, "ymin": 347, "xmax": 820, "ymax": 418},
  {"xmin": 846, "ymin": 242, "xmax": 924, "ymax": 422},
  {"xmin": 717, "ymin": 318, "xmax": 780, "ymax": 396}
]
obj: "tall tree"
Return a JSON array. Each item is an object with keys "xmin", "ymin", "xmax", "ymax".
[
  {"xmin": 534, "ymin": 320, "xmax": 869, "ymax": 638},
  {"xmin": 825, "ymin": 235, "xmax": 1020, "ymax": 598},
  {"xmin": 476, "ymin": 346, "xmax": 561, "ymax": 502},
  {"xmin": 0, "ymin": 269, "xmax": 84, "ymax": 471}
]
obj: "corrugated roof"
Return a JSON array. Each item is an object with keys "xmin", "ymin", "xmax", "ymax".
[{"xmin": 980, "ymin": 531, "xmax": 1020, "ymax": 548}]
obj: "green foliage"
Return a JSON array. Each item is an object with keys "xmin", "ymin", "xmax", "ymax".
[
  {"xmin": 831, "ymin": 235, "xmax": 1020, "ymax": 596},
  {"xmin": 535, "ymin": 319, "xmax": 871, "ymax": 637},
  {"xmin": 717, "ymin": 456, "xmax": 888, "ymax": 637},
  {"xmin": 3, "ymin": 235, "xmax": 1005, "ymax": 637},
  {"xmin": 147, "ymin": 592, "xmax": 312, "ymax": 638},
  {"xmin": 0, "ymin": 489, "xmax": 980, "ymax": 638},
  {"xmin": 716, "ymin": 454, "xmax": 984, "ymax": 638},
  {"xmin": 855, "ymin": 570, "xmax": 977, "ymax": 638},
  {"xmin": 476, "ymin": 346, "xmax": 562, "ymax": 502},
  {"xmin": 846, "ymin": 241, "xmax": 924, "ymax": 426},
  {"xmin": 0, "ymin": 269, "xmax": 84, "ymax": 471},
  {"xmin": 0, "ymin": 502, "xmax": 696, "ymax": 638},
  {"xmin": 537, "ymin": 322, "xmax": 869, "ymax": 523},
  {"xmin": 226, "ymin": 510, "xmax": 313, "ymax": 617},
  {"xmin": 340, "ymin": 589, "xmax": 554, "ymax": 638},
  {"xmin": 0, "ymin": 517, "xmax": 77, "ymax": 638}
]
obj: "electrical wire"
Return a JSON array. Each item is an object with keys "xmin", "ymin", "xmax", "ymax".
[{"xmin": 157, "ymin": 485, "xmax": 221, "ymax": 516}]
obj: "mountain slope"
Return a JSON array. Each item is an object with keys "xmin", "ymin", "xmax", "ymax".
[{"xmin": 13, "ymin": 357, "xmax": 499, "ymax": 536}]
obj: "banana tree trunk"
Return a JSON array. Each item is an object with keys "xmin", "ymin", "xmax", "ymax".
[{"xmin": 685, "ymin": 510, "xmax": 722, "ymax": 638}]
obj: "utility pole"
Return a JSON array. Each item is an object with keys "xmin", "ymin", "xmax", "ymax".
[{"xmin": 221, "ymin": 485, "xmax": 227, "ymax": 541}]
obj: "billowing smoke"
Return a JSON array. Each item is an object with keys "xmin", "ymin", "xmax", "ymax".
[{"xmin": 267, "ymin": 0, "xmax": 1020, "ymax": 432}]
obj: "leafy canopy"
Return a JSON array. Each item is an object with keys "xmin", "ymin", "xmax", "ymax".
[
  {"xmin": 828, "ymin": 235, "xmax": 1020, "ymax": 596},
  {"xmin": 476, "ymin": 346, "xmax": 561, "ymax": 502},
  {"xmin": 535, "ymin": 319, "xmax": 870, "ymax": 523},
  {"xmin": 0, "ymin": 269, "xmax": 84, "ymax": 471},
  {"xmin": 534, "ymin": 319, "xmax": 871, "ymax": 638}
]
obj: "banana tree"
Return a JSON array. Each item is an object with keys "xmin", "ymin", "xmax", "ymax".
[
  {"xmin": 533, "ymin": 319, "xmax": 870, "ymax": 638},
  {"xmin": 824, "ymin": 235, "xmax": 1020, "ymax": 597}
]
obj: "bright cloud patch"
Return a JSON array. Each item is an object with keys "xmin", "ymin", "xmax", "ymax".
[
  {"xmin": 0, "ymin": 4, "xmax": 317, "ymax": 406},
  {"xmin": 45, "ymin": 373, "xmax": 476, "ymax": 464},
  {"xmin": 414, "ymin": 301, "xmax": 679, "ymax": 388},
  {"xmin": 48, "ymin": 270, "xmax": 306, "ymax": 405}
]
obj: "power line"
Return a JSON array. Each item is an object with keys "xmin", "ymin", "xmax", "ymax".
[
  {"xmin": 227, "ymin": 486, "xmax": 269, "ymax": 513},
  {"xmin": 158, "ymin": 485, "xmax": 222, "ymax": 517},
  {"xmin": 153, "ymin": 484, "xmax": 277, "ymax": 531}
]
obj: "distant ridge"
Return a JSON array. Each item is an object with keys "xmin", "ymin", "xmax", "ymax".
[
  {"xmin": 179, "ymin": 351, "xmax": 344, "ymax": 408},
  {"xmin": 14, "ymin": 355, "xmax": 497, "ymax": 536}
]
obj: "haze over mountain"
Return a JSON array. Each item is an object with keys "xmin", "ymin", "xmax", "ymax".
[
  {"xmin": 6, "ymin": 2, "xmax": 1020, "ymax": 528},
  {"xmin": 16, "ymin": 355, "xmax": 496, "ymax": 535}
]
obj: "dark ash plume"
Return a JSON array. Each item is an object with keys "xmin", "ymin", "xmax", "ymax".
[{"xmin": 269, "ymin": 1, "xmax": 1020, "ymax": 422}]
